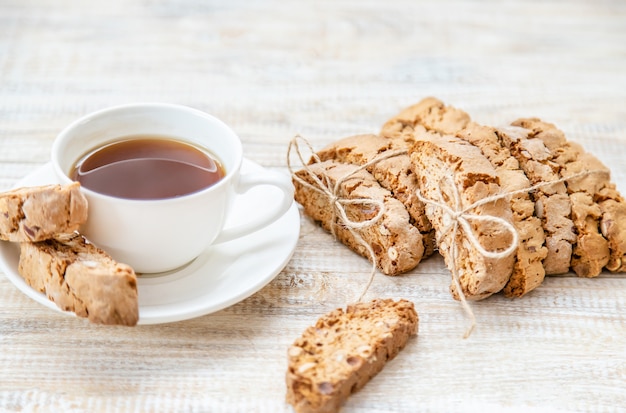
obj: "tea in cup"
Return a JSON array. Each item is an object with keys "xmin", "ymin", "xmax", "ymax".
[
  {"xmin": 51, "ymin": 103, "xmax": 294, "ymax": 273},
  {"xmin": 70, "ymin": 136, "xmax": 227, "ymax": 200}
]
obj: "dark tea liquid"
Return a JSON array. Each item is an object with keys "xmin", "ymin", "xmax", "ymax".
[{"xmin": 71, "ymin": 136, "xmax": 225, "ymax": 200}]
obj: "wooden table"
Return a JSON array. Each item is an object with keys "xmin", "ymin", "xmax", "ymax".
[{"xmin": 1, "ymin": 1, "xmax": 625, "ymax": 411}]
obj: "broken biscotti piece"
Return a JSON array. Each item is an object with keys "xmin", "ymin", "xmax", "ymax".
[
  {"xmin": 293, "ymin": 160, "xmax": 425, "ymax": 276},
  {"xmin": 0, "ymin": 183, "xmax": 88, "ymax": 242},
  {"xmin": 18, "ymin": 233, "xmax": 139, "ymax": 326},
  {"xmin": 409, "ymin": 130, "xmax": 516, "ymax": 300},
  {"xmin": 315, "ymin": 134, "xmax": 436, "ymax": 257},
  {"xmin": 286, "ymin": 299, "xmax": 418, "ymax": 413}
]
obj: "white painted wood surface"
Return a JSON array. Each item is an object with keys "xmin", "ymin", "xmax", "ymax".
[{"xmin": 1, "ymin": 1, "xmax": 625, "ymax": 411}]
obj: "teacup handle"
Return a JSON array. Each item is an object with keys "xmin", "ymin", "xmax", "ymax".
[{"xmin": 213, "ymin": 170, "xmax": 294, "ymax": 244}]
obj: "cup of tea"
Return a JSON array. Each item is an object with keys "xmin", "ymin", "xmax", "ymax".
[{"xmin": 51, "ymin": 103, "xmax": 294, "ymax": 273}]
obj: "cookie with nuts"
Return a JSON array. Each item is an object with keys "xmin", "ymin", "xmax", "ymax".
[
  {"xmin": 384, "ymin": 97, "xmax": 549, "ymax": 297},
  {"xmin": 315, "ymin": 133, "xmax": 436, "ymax": 257},
  {"xmin": 292, "ymin": 160, "xmax": 425, "ymax": 276},
  {"xmin": 497, "ymin": 125, "xmax": 578, "ymax": 275},
  {"xmin": 381, "ymin": 96, "xmax": 471, "ymax": 141},
  {"xmin": 0, "ymin": 183, "xmax": 88, "ymax": 242},
  {"xmin": 512, "ymin": 118, "xmax": 624, "ymax": 275},
  {"xmin": 409, "ymin": 129, "xmax": 516, "ymax": 300},
  {"xmin": 454, "ymin": 122, "xmax": 549, "ymax": 297},
  {"xmin": 18, "ymin": 233, "xmax": 139, "ymax": 326},
  {"xmin": 286, "ymin": 298, "xmax": 418, "ymax": 413}
]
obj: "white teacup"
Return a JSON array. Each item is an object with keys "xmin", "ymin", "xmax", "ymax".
[{"xmin": 51, "ymin": 103, "xmax": 294, "ymax": 274}]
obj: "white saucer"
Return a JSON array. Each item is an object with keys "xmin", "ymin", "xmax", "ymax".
[{"xmin": 0, "ymin": 159, "xmax": 300, "ymax": 325}]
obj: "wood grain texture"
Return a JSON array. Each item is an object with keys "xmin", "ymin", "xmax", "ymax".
[{"xmin": 1, "ymin": 0, "xmax": 625, "ymax": 412}]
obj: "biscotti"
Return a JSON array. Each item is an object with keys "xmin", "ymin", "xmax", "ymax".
[
  {"xmin": 511, "ymin": 118, "xmax": 625, "ymax": 275},
  {"xmin": 291, "ymin": 97, "xmax": 624, "ymax": 307},
  {"xmin": 0, "ymin": 183, "xmax": 88, "ymax": 242},
  {"xmin": 409, "ymin": 130, "xmax": 516, "ymax": 300},
  {"xmin": 496, "ymin": 126, "xmax": 578, "ymax": 275},
  {"xmin": 18, "ymin": 233, "xmax": 139, "ymax": 326},
  {"xmin": 455, "ymin": 122, "xmax": 548, "ymax": 297},
  {"xmin": 315, "ymin": 134, "xmax": 436, "ymax": 257},
  {"xmin": 293, "ymin": 160, "xmax": 425, "ymax": 275},
  {"xmin": 384, "ymin": 97, "xmax": 549, "ymax": 297},
  {"xmin": 286, "ymin": 299, "xmax": 418, "ymax": 413},
  {"xmin": 381, "ymin": 96, "xmax": 471, "ymax": 141},
  {"xmin": 386, "ymin": 97, "xmax": 599, "ymax": 277}
]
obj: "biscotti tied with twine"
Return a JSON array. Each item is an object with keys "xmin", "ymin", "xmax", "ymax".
[
  {"xmin": 293, "ymin": 160, "xmax": 425, "ymax": 275},
  {"xmin": 382, "ymin": 99, "xmax": 550, "ymax": 297},
  {"xmin": 1, "ymin": 183, "xmax": 139, "ymax": 326},
  {"xmin": 291, "ymin": 97, "xmax": 626, "ymax": 302},
  {"xmin": 392, "ymin": 97, "xmax": 625, "ymax": 279},
  {"xmin": 456, "ymin": 123, "xmax": 548, "ymax": 297},
  {"xmin": 408, "ymin": 130, "xmax": 516, "ymax": 300},
  {"xmin": 286, "ymin": 299, "xmax": 418, "ymax": 413},
  {"xmin": 316, "ymin": 134, "xmax": 436, "ymax": 258},
  {"xmin": 511, "ymin": 118, "xmax": 624, "ymax": 275}
]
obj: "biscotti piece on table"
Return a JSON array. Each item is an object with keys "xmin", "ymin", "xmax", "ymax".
[
  {"xmin": 409, "ymin": 130, "xmax": 516, "ymax": 300},
  {"xmin": 293, "ymin": 160, "xmax": 425, "ymax": 275},
  {"xmin": 0, "ymin": 183, "xmax": 88, "ymax": 242},
  {"xmin": 286, "ymin": 299, "xmax": 418, "ymax": 413},
  {"xmin": 18, "ymin": 233, "xmax": 139, "ymax": 326},
  {"xmin": 315, "ymin": 134, "xmax": 436, "ymax": 257},
  {"xmin": 512, "ymin": 118, "xmax": 625, "ymax": 275}
]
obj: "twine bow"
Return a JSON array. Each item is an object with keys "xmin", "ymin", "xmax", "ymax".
[
  {"xmin": 287, "ymin": 135, "xmax": 406, "ymax": 301},
  {"xmin": 416, "ymin": 168, "xmax": 610, "ymax": 338},
  {"xmin": 416, "ymin": 173, "xmax": 520, "ymax": 338}
]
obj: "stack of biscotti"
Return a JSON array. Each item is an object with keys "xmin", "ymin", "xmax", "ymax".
[
  {"xmin": 286, "ymin": 299, "xmax": 418, "ymax": 413},
  {"xmin": 315, "ymin": 134, "xmax": 436, "ymax": 258},
  {"xmin": 293, "ymin": 159, "xmax": 425, "ymax": 275},
  {"xmin": 0, "ymin": 183, "xmax": 139, "ymax": 326},
  {"xmin": 292, "ymin": 97, "xmax": 626, "ymax": 300},
  {"xmin": 392, "ymin": 98, "xmax": 625, "ymax": 290}
]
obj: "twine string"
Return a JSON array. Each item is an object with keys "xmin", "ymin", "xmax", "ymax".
[
  {"xmin": 287, "ymin": 136, "xmax": 388, "ymax": 237},
  {"xmin": 416, "ymin": 173, "xmax": 520, "ymax": 338},
  {"xmin": 287, "ymin": 135, "xmax": 405, "ymax": 301},
  {"xmin": 415, "ymin": 168, "xmax": 609, "ymax": 338}
]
